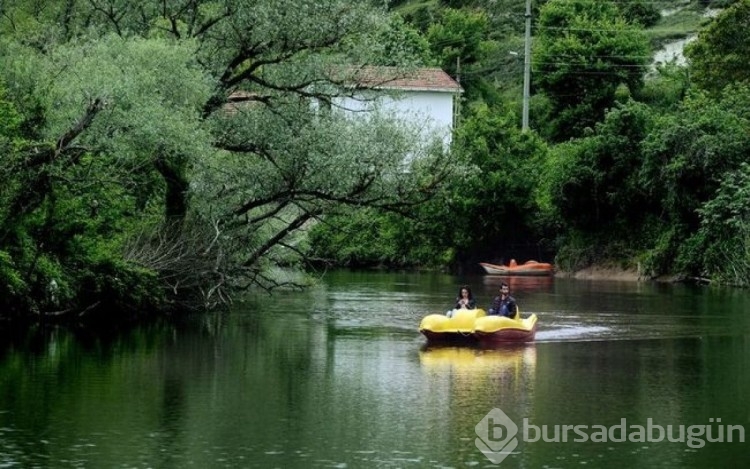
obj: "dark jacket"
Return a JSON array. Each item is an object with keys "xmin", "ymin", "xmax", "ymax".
[{"xmin": 489, "ymin": 295, "xmax": 517, "ymax": 318}]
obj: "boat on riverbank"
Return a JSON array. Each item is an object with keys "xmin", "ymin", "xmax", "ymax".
[
  {"xmin": 480, "ymin": 259, "xmax": 554, "ymax": 276},
  {"xmin": 419, "ymin": 309, "xmax": 538, "ymax": 344}
]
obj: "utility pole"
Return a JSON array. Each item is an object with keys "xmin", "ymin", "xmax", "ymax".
[
  {"xmin": 522, "ymin": 0, "xmax": 532, "ymax": 132},
  {"xmin": 455, "ymin": 56, "xmax": 461, "ymax": 128}
]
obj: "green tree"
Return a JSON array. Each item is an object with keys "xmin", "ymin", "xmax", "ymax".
[
  {"xmin": 638, "ymin": 63, "xmax": 691, "ymax": 110},
  {"xmin": 307, "ymin": 204, "xmax": 457, "ymax": 269},
  {"xmin": 534, "ymin": 0, "xmax": 650, "ymax": 141},
  {"xmin": 538, "ymin": 99, "xmax": 661, "ymax": 270},
  {"xmin": 618, "ymin": 0, "xmax": 661, "ymax": 27},
  {"xmin": 450, "ymin": 102, "xmax": 549, "ymax": 259},
  {"xmin": 544, "ymin": 100, "xmax": 655, "ymax": 232},
  {"xmin": 427, "ymin": 8, "xmax": 499, "ymax": 101},
  {"xmin": 0, "ymin": 35, "xmax": 208, "ymax": 318},
  {"xmin": 696, "ymin": 161, "xmax": 750, "ymax": 285},
  {"xmin": 0, "ymin": 1, "xmax": 462, "ymax": 318},
  {"xmin": 371, "ymin": 14, "xmax": 434, "ymax": 66},
  {"xmin": 639, "ymin": 86, "xmax": 750, "ymax": 276},
  {"xmin": 685, "ymin": 0, "xmax": 750, "ymax": 95}
]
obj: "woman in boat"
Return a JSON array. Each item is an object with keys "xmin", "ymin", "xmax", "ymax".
[
  {"xmin": 488, "ymin": 282, "xmax": 517, "ymax": 318},
  {"xmin": 446, "ymin": 285, "xmax": 476, "ymax": 317},
  {"xmin": 455, "ymin": 285, "xmax": 476, "ymax": 310}
]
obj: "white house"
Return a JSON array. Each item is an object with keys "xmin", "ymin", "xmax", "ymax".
[
  {"xmin": 225, "ymin": 67, "xmax": 463, "ymax": 149},
  {"xmin": 330, "ymin": 66, "xmax": 463, "ymax": 149}
]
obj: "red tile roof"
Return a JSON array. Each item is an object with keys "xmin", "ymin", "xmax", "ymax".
[
  {"xmin": 344, "ymin": 66, "xmax": 462, "ymax": 93},
  {"xmin": 223, "ymin": 67, "xmax": 462, "ymax": 113}
]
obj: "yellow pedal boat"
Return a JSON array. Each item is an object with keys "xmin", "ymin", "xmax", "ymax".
[
  {"xmin": 474, "ymin": 313, "xmax": 538, "ymax": 344},
  {"xmin": 419, "ymin": 309, "xmax": 538, "ymax": 343},
  {"xmin": 419, "ymin": 308, "xmax": 487, "ymax": 343}
]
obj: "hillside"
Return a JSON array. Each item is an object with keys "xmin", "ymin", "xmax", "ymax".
[{"xmin": 393, "ymin": 0, "xmax": 725, "ymax": 103}]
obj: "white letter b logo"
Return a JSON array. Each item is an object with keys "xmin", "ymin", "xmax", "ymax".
[{"xmin": 475, "ymin": 408, "xmax": 519, "ymax": 464}]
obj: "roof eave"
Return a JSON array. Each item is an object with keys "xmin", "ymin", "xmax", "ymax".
[{"xmin": 369, "ymin": 86, "xmax": 464, "ymax": 93}]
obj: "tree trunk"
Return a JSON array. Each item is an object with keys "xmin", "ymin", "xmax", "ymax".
[{"xmin": 154, "ymin": 155, "xmax": 189, "ymax": 229}]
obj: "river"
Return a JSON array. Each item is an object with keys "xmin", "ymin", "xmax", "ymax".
[{"xmin": 1, "ymin": 271, "xmax": 748, "ymax": 467}]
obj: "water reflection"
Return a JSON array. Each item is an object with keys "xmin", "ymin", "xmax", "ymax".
[
  {"xmin": 1, "ymin": 272, "xmax": 749, "ymax": 468},
  {"xmin": 420, "ymin": 345, "xmax": 537, "ymax": 377}
]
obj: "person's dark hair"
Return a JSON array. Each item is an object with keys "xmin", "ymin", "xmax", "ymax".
[
  {"xmin": 457, "ymin": 285, "xmax": 473, "ymax": 299},
  {"xmin": 500, "ymin": 282, "xmax": 509, "ymax": 290}
]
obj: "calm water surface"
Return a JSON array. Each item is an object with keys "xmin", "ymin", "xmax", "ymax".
[{"xmin": 1, "ymin": 271, "xmax": 748, "ymax": 468}]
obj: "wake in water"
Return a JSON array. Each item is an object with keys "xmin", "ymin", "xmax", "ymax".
[
  {"xmin": 535, "ymin": 325, "xmax": 612, "ymax": 342},
  {"xmin": 533, "ymin": 310, "xmax": 740, "ymax": 343}
]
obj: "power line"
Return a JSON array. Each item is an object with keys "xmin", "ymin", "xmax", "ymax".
[
  {"xmin": 536, "ymin": 26, "xmax": 700, "ymax": 33},
  {"xmin": 459, "ymin": 58, "xmax": 684, "ymax": 76},
  {"xmin": 554, "ymin": 0, "xmax": 702, "ymax": 4},
  {"xmin": 534, "ymin": 61, "xmax": 654, "ymax": 67}
]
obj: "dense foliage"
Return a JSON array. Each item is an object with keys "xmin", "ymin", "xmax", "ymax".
[
  {"xmin": 0, "ymin": 0, "xmax": 463, "ymax": 321},
  {"xmin": 2, "ymin": 0, "xmax": 750, "ymax": 324},
  {"xmin": 310, "ymin": 0, "xmax": 750, "ymax": 286},
  {"xmin": 684, "ymin": 0, "xmax": 750, "ymax": 94},
  {"xmin": 534, "ymin": 0, "xmax": 650, "ymax": 141}
]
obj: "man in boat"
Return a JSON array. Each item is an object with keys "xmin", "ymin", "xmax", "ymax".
[{"xmin": 488, "ymin": 282, "xmax": 517, "ymax": 318}]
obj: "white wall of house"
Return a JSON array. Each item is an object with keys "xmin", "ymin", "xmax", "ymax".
[{"xmin": 333, "ymin": 90, "xmax": 457, "ymax": 149}]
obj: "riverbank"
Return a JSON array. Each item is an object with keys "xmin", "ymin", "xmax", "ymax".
[
  {"xmin": 557, "ymin": 266, "xmax": 641, "ymax": 281},
  {"xmin": 558, "ymin": 266, "xmax": 689, "ymax": 284}
]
